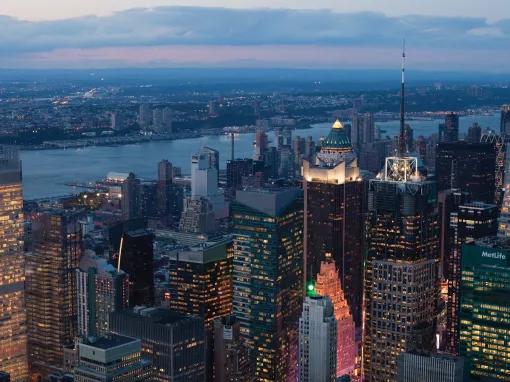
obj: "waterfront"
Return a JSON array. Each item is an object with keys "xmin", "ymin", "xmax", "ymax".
[{"xmin": 21, "ymin": 113, "xmax": 500, "ymax": 199}]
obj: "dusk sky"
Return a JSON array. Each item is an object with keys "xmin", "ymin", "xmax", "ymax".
[{"xmin": 1, "ymin": 0, "xmax": 510, "ymax": 71}]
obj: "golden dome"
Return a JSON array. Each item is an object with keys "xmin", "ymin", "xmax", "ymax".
[{"xmin": 332, "ymin": 119, "xmax": 343, "ymax": 129}]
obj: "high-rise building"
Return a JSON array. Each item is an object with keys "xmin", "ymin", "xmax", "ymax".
[
  {"xmin": 179, "ymin": 196, "xmax": 216, "ymax": 234},
  {"xmin": 500, "ymin": 104, "xmax": 510, "ymax": 137},
  {"xmin": 73, "ymin": 335, "xmax": 152, "ymax": 381},
  {"xmin": 213, "ymin": 316, "xmax": 251, "ymax": 382},
  {"xmin": 253, "ymin": 129, "xmax": 268, "ymax": 161},
  {"xmin": 396, "ymin": 352, "xmax": 466, "ymax": 382},
  {"xmin": 162, "ymin": 107, "xmax": 173, "ymax": 134},
  {"xmin": 363, "ymin": 48, "xmax": 439, "ymax": 382},
  {"xmin": 26, "ymin": 210, "xmax": 83, "ymax": 379},
  {"xmin": 436, "ymin": 142, "xmax": 496, "ymax": 204},
  {"xmin": 110, "ymin": 307, "xmax": 206, "ymax": 382},
  {"xmin": 302, "ymin": 119, "xmax": 363, "ymax": 326},
  {"xmin": 467, "ymin": 122, "xmax": 482, "ymax": 143},
  {"xmin": 481, "ymin": 131, "xmax": 505, "ymax": 207},
  {"xmin": 439, "ymin": 112, "xmax": 459, "ymax": 143},
  {"xmin": 314, "ymin": 257, "xmax": 356, "ymax": 377},
  {"xmin": 117, "ymin": 229, "xmax": 155, "ymax": 307},
  {"xmin": 190, "ymin": 147, "xmax": 228, "ymax": 219},
  {"xmin": 459, "ymin": 238, "xmax": 510, "ymax": 380},
  {"xmin": 121, "ymin": 172, "xmax": 141, "ymax": 221},
  {"xmin": 232, "ymin": 188, "xmax": 303, "ymax": 381},
  {"xmin": 157, "ymin": 160, "xmax": 183, "ymax": 224},
  {"xmin": 444, "ymin": 202, "xmax": 498, "ymax": 354},
  {"xmin": 0, "ymin": 146, "xmax": 28, "ymax": 380},
  {"xmin": 167, "ymin": 237, "xmax": 233, "ymax": 380},
  {"xmin": 76, "ymin": 250, "xmax": 129, "ymax": 338},
  {"xmin": 298, "ymin": 296, "xmax": 337, "ymax": 382},
  {"xmin": 138, "ymin": 103, "xmax": 152, "ymax": 128}
]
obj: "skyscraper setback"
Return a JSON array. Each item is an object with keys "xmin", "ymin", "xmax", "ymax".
[{"xmin": 0, "ymin": 146, "xmax": 28, "ymax": 380}]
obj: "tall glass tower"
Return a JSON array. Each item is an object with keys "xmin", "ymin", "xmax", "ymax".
[
  {"xmin": 0, "ymin": 146, "xmax": 28, "ymax": 380},
  {"xmin": 232, "ymin": 188, "xmax": 303, "ymax": 381}
]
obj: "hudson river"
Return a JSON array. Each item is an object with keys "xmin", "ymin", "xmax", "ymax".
[{"xmin": 21, "ymin": 113, "xmax": 499, "ymax": 199}]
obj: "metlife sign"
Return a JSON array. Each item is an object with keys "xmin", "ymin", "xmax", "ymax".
[{"xmin": 462, "ymin": 243, "xmax": 510, "ymax": 268}]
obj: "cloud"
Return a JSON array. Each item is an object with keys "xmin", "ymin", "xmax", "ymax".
[{"xmin": 1, "ymin": 6, "xmax": 510, "ymax": 69}]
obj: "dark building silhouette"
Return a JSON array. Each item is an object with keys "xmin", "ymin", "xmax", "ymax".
[
  {"xmin": 500, "ymin": 104, "xmax": 510, "ymax": 137},
  {"xmin": 436, "ymin": 142, "xmax": 496, "ymax": 204},
  {"xmin": 226, "ymin": 158, "xmax": 264, "ymax": 195},
  {"xmin": 439, "ymin": 112, "xmax": 459, "ymax": 143},
  {"xmin": 156, "ymin": 160, "xmax": 183, "ymax": 224},
  {"xmin": 213, "ymin": 316, "xmax": 251, "ymax": 382},
  {"xmin": 118, "ymin": 229, "xmax": 154, "ymax": 307},
  {"xmin": 466, "ymin": 122, "xmax": 482, "ymax": 143},
  {"xmin": 121, "ymin": 173, "xmax": 141, "ymax": 221}
]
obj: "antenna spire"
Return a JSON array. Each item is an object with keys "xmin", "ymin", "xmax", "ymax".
[{"xmin": 398, "ymin": 40, "xmax": 407, "ymax": 156}]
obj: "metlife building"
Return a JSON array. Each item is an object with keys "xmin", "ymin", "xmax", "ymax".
[{"xmin": 459, "ymin": 237, "xmax": 510, "ymax": 381}]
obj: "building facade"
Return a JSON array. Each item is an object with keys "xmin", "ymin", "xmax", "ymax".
[
  {"xmin": 0, "ymin": 146, "xmax": 28, "ymax": 380},
  {"xmin": 396, "ymin": 352, "xmax": 465, "ymax": 382},
  {"xmin": 298, "ymin": 296, "xmax": 337, "ymax": 382},
  {"xmin": 26, "ymin": 210, "xmax": 83, "ymax": 379},
  {"xmin": 232, "ymin": 188, "xmax": 303, "ymax": 381},
  {"xmin": 110, "ymin": 307, "xmax": 206, "ymax": 382}
]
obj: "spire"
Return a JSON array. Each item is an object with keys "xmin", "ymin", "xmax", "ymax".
[
  {"xmin": 332, "ymin": 119, "xmax": 343, "ymax": 129},
  {"xmin": 398, "ymin": 40, "xmax": 406, "ymax": 156}
]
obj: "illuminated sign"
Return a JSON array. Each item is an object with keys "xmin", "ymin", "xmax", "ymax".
[{"xmin": 481, "ymin": 251, "xmax": 506, "ymax": 260}]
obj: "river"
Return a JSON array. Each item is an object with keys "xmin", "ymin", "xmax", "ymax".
[{"xmin": 20, "ymin": 113, "xmax": 500, "ymax": 199}]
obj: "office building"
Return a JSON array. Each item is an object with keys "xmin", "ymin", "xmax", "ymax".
[
  {"xmin": 167, "ymin": 237, "xmax": 232, "ymax": 380},
  {"xmin": 445, "ymin": 202, "xmax": 498, "ymax": 354},
  {"xmin": 179, "ymin": 196, "xmax": 216, "ymax": 234},
  {"xmin": 439, "ymin": 112, "xmax": 459, "ymax": 143},
  {"xmin": 110, "ymin": 307, "xmax": 206, "ymax": 382},
  {"xmin": 226, "ymin": 158, "xmax": 264, "ymax": 195},
  {"xmin": 302, "ymin": 119, "xmax": 363, "ymax": 326},
  {"xmin": 500, "ymin": 104, "xmax": 510, "ymax": 137},
  {"xmin": 26, "ymin": 210, "xmax": 83, "ymax": 379},
  {"xmin": 190, "ymin": 147, "xmax": 228, "ymax": 220},
  {"xmin": 157, "ymin": 160, "xmax": 183, "ymax": 224},
  {"xmin": 298, "ymin": 296, "xmax": 337, "ymax": 382},
  {"xmin": 76, "ymin": 250, "xmax": 129, "ymax": 338},
  {"xmin": 498, "ymin": 144, "xmax": 510, "ymax": 238},
  {"xmin": 436, "ymin": 142, "xmax": 496, "ymax": 204},
  {"xmin": 0, "ymin": 146, "xmax": 27, "ymax": 380},
  {"xmin": 117, "ymin": 229, "xmax": 155, "ymax": 307},
  {"xmin": 74, "ymin": 335, "xmax": 152, "ymax": 381},
  {"xmin": 315, "ymin": 257, "xmax": 356, "ymax": 377},
  {"xmin": 253, "ymin": 129, "xmax": 268, "ymax": 161},
  {"xmin": 121, "ymin": 172, "xmax": 141, "ymax": 221},
  {"xmin": 232, "ymin": 188, "xmax": 303, "ymax": 381},
  {"xmin": 467, "ymin": 122, "xmax": 482, "ymax": 143},
  {"xmin": 396, "ymin": 352, "xmax": 466, "ymax": 382},
  {"xmin": 481, "ymin": 131, "xmax": 505, "ymax": 206},
  {"xmin": 213, "ymin": 316, "xmax": 251, "ymax": 382},
  {"xmin": 459, "ymin": 238, "xmax": 510, "ymax": 380},
  {"xmin": 138, "ymin": 103, "xmax": 152, "ymax": 128},
  {"xmin": 363, "ymin": 49, "xmax": 439, "ymax": 381}
]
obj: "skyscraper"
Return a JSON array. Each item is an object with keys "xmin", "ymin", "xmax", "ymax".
[
  {"xmin": 444, "ymin": 202, "xmax": 498, "ymax": 354},
  {"xmin": 459, "ymin": 238, "xmax": 510, "ymax": 380},
  {"xmin": 363, "ymin": 48, "xmax": 439, "ymax": 381},
  {"xmin": 298, "ymin": 296, "xmax": 337, "ymax": 382},
  {"xmin": 436, "ymin": 142, "xmax": 496, "ymax": 203},
  {"xmin": 0, "ymin": 146, "xmax": 28, "ymax": 380},
  {"xmin": 167, "ymin": 237, "xmax": 233, "ymax": 380},
  {"xmin": 121, "ymin": 172, "xmax": 141, "ymax": 221},
  {"xmin": 481, "ymin": 131, "xmax": 505, "ymax": 207},
  {"xmin": 500, "ymin": 104, "xmax": 510, "ymax": 137},
  {"xmin": 26, "ymin": 209, "xmax": 83, "ymax": 379},
  {"xmin": 315, "ymin": 257, "xmax": 356, "ymax": 378},
  {"xmin": 213, "ymin": 316, "xmax": 251, "ymax": 382},
  {"xmin": 117, "ymin": 229, "xmax": 155, "ymax": 307},
  {"xmin": 467, "ymin": 122, "xmax": 482, "ymax": 143},
  {"xmin": 302, "ymin": 119, "xmax": 363, "ymax": 326},
  {"xmin": 110, "ymin": 307, "xmax": 206, "ymax": 381},
  {"xmin": 232, "ymin": 188, "xmax": 303, "ymax": 381},
  {"xmin": 439, "ymin": 112, "xmax": 459, "ymax": 143},
  {"xmin": 76, "ymin": 250, "xmax": 129, "ymax": 338}
]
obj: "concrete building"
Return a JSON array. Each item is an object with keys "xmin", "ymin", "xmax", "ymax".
[
  {"xmin": 298, "ymin": 296, "xmax": 337, "ymax": 382},
  {"xmin": 74, "ymin": 335, "xmax": 152, "ymax": 381},
  {"xmin": 396, "ymin": 352, "xmax": 465, "ymax": 382}
]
